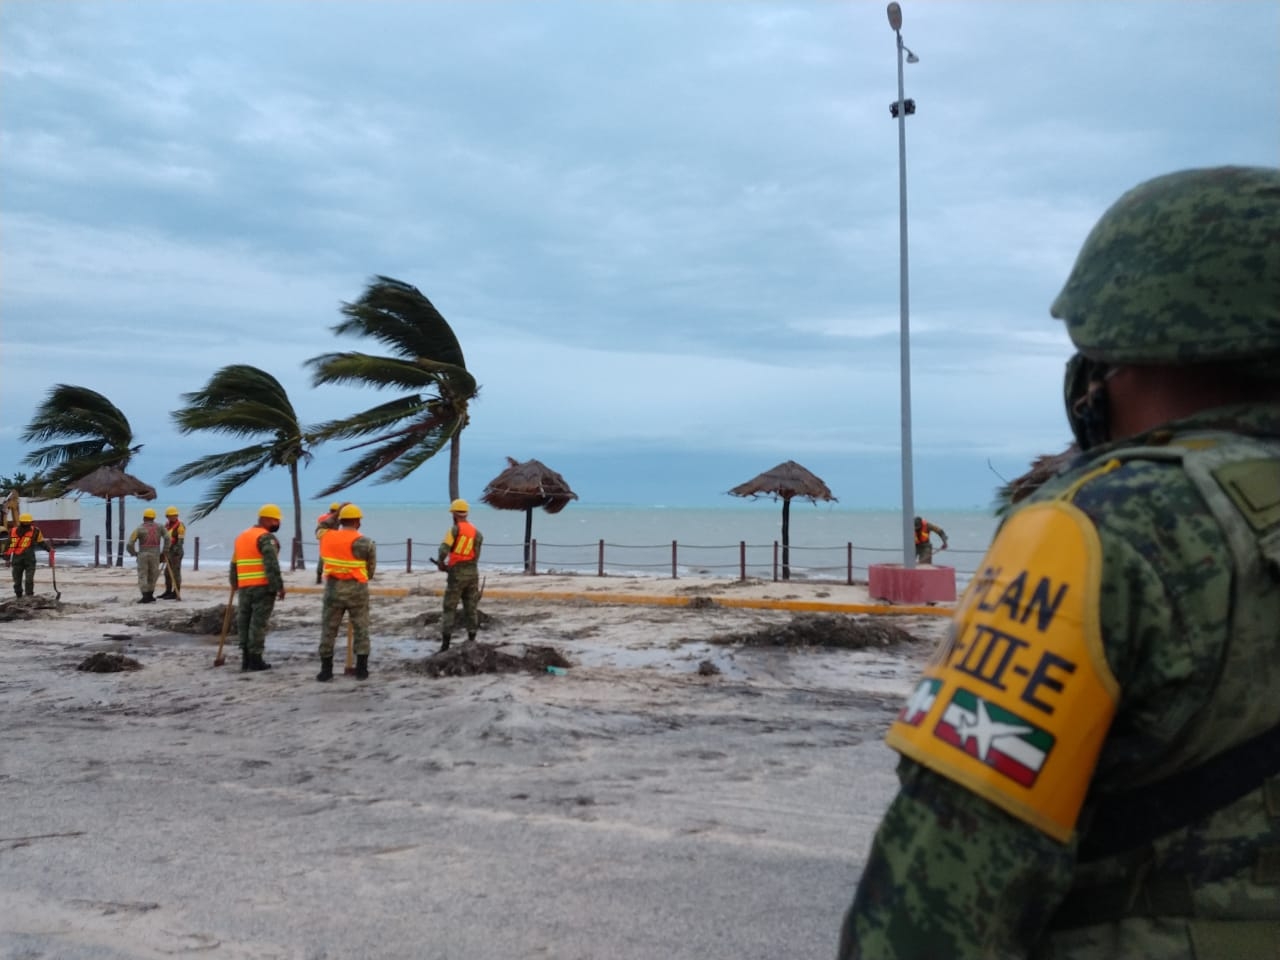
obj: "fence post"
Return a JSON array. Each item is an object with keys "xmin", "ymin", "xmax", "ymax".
[
  {"xmin": 772, "ymin": 541, "xmax": 779, "ymax": 582},
  {"xmin": 739, "ymin": 541, "xmax": 746, "ymax": 581},
  {"xmin": 598, "ymin": 539, "xmax": 604, "ymax": 577},
  {"xmin": 406, "ymin": 538, "xmax": 412, "ymax": 574},
  {"xmin": 847, "ymin": 542, "xmax": 853, "ymax": 585},
  {"xmin": 530, "ymin": 539, "xmax": 537, "ymax": 576},
  {"xmin": 94, "ymin": 535, "xmax": 100, "ymax": 567},
  {"xmin": 194, "ymin": 536, "xmax": 200, "ymax": 571},
  {"xmin": 671, "ymin": 540, "xmax": 677, "ymax": 579}
]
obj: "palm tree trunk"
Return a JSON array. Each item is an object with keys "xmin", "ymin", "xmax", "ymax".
[
  {"xmin": 448, "ymin": 434, "xmax": 461, "ymax": 502},
  {"xmin": 116, "ymin": 496, "xmax": 126, "ymax": 567},
  {"xmin": 523, "ymin": 507, "xmax": 534, "ymax": 574},
  {"xmin": 781, "ymin": 496, "xmax": 792, "ymax": 582},
  {"xmin": 289, "ymin": 463, "xmax": 305, "ymax": 571}
]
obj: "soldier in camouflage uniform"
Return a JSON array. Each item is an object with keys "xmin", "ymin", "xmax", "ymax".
[
  {"xmin": 437, "ymin": 498, "xmax": 483, "ymax": 652},
  {"xmin": 126, "ymin": 507, "xmax": 170, "ymax": 603},
  {"xmin": 316, "ymin": 503, "xmax": 377, "ymax": 682},
  {"xmin": 160, "ymin": 506, "xmax": 185, "ymax": 599},
  {"xmin": 839, "ymin": 166, "xmax": 1280, "ymax": 959},
  {"xmin": 5, "ymin": 513, "xmax": 52, "ymax": 598},
  {"xmin": 231, "ymin": 504, "xmax": 287, "ymax": 672}
]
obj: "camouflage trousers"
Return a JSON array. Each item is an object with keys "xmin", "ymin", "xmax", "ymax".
[
  {"xmin": 915, "ymin": 543, "xmax": 934, "ymax": 565},
  {"xmin": 135, "ymin": 551, "xmax": 161, "ymax": 593},
  {"xmin": 236, "ymin": 585, "xmax": 278, "ymax": 655},
  {"xmin": 441, "ymin": 565, "xmax": 480, "ymax": 637},
  {"xmin": 319, "ymin": 578, "xmax": 371, "ymax": 657},
  {"xmin": 163, "ymin": 547, "xmax": 183, "ymax": 593},
  {"xmin": 10, "ymin": 554, "xmax": 37, "ymax": 596}
]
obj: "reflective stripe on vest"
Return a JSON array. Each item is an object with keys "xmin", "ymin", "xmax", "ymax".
[
  {"xmin": 448, "ymin": 521, "xmax": 478, "ymax": 566},
  {"xmin": 138, "ymin": 522, "xmax": 162, "ymax": 550},
  {"xmin": 320, "ymin": 528, "xmax": 368, "ymax": 582},
  {"xmin": 5, "ymin": 527, "xmax": 36, "ymax": 556},
  {"xmin": 233, "ymin": 527, "xmax": 270, "ymax": 587}
]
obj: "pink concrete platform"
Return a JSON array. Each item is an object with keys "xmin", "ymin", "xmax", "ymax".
[{"xmin": 868, "ymin": 562, "xmax": 957, "ymax": 604}]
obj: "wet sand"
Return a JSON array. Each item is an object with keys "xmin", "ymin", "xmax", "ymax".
[{"xmin": 0, "ymin": 566, "xmax": 948, "ymax": 959}]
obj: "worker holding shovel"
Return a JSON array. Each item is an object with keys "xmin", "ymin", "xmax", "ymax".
[
  {"xmin": 5, "ymin": 513, "xmax": 53, "ymax": 598},
  {"xmin": 159, "ymin": 506, "xmax": 185, "ymax": 600}
]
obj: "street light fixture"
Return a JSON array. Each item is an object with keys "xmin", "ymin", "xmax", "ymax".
[{"xmin": 886, "ymin": 1, "xmax": 918, "ymax": 568}]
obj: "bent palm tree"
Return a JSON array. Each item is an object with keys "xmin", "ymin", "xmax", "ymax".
[
  {"xmin": 21, "ymin": 384, "xmax": 141, "ymax": 566},
  {"xmin": 307, "ymin": 276, "xmax": 478, "ymax": 501},
  {"xmin": 166, "ymin": 365, "xmax": 314, "ymax": 569}
]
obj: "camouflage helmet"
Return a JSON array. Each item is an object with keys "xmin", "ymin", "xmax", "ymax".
[{"xmin": 1051, "ymin": 166, "xmax": 1280, "ymax": 366}]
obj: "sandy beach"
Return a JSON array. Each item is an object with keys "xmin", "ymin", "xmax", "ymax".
[{"xmin": 0, "ymin": 564, "xmax": 951, "ymax": 960}]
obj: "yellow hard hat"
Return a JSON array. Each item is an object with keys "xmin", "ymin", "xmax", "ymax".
[
  {"xmin": 142, "ymin": 508, "xmax": 157, "ymax": 519},
  {"xmin": 450, "ymin": 498, "xmax": 469, "ymax": 513},
  {"xmin": 165, "ymin": 506, "xmax": 179, "ymax": 516},
  {"xmin": 329, "ymin": 501, "xmax": 341, "ymax": 511},
  {"xmin": 17, "ymin": 513, "xmax": 33, "ymax": 524},
  {"xmin": 338, "ymin": 503, "xmax": 363, "ymax": 521},
  {"xmin": 258, "ymin": 504, "xmax": 283, "ymax": 521}
]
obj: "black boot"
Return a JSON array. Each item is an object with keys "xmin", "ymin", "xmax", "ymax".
[
  {"xmin": 248, "ymin": 652, "xmax": 272, "ymax": 671},
  {"xmin": 13, "ymin": 587, "xmax": 22, "ymax": 598},
  {"xmin": 241, "ymin": 648, "xmax": 251, "ymax": 671},
  {"xmin": 316, "ymin": 657, "xmax": 334, "ymax": 682},
  {"xmin": 467, "ymin": 631, "xmax": 477, "ymax": 642},
  {"xmin": 355, "ymin": 654, "xmax": 369, "ymax": 681},
  {"xmin": 139, "ymin": 591, "xmax": 155, "ymax": 604},
  {"xmin": 439, "ymin": 634, "xmax": 451, "ymax": 653},
  {"xmin": 159, "ymin": 590, "xmax": 176, "ymax": 600}
]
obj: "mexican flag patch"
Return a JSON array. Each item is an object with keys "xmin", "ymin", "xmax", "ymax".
[{"xmin": 934, "ymin": 687, "xmax": 1055, "ymax": 787}]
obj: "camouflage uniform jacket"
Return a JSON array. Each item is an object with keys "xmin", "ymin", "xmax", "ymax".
[{"xmin": 840, "ymin": 403, "xmax": 1280, "ymax": 960}]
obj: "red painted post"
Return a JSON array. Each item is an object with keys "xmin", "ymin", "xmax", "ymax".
[
  {"xmin": 739, "ymin": 541, "xmax": 746, "ymax": 581},
  {"xmin": 597, "ymin": 539, "xmax": 604, "ymax": 577},
  {"xmin": 406, "ymin": 538, "xmax": 412, "ymax": 573}
]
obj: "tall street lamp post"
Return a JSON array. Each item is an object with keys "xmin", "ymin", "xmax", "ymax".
[{"xmin": 887, "ymin": 2, "xmax": 918, "ymax": 567}]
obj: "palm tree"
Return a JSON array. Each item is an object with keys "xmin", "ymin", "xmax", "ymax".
[
  {"xmin": 166, "ymin": 365, "xmax": 314, "ymax": 569},
  {"xmin": 21, "ymin": 384, "xmax": 141, "ymax": 566},
  {"xmin": 306, "ymin": 276, "xmax": 478, "ymax": 500}
]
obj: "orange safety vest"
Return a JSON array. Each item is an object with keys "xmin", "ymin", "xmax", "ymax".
[
  {"xmin": 447, "ymin": 520, "xmax": 478, "ymax": 567},
  {"xmin": 320, "ymin": 528, "xmax": 368, "ymax": 582},
  {"xmin": 5, "ymin": 526, "xmax": 40, "ymax": 557},
  {"xmin": 166, "ymin": 519, "xmax": 185, "ymax": 544},
  {"xmin": 915, "ymin": 521, "xmax": 931, "ymax": 546},
  {"xmin": 232, "ymin": 526, "xmax": 271, "ymax": 587}
]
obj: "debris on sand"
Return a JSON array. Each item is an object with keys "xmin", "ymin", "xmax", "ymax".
[
  {"xmin": 707, "ymin": 613, "xmax": 920, "ymax": 650},
  {"xmin": 163, "ymin": 605, "xmax": 233, "ymax": 635},
  {"xmin": 697, "ymin": 659, "xmax": 721, "ymax": 676},
  {"xmin": 408, "ymin": 641, "xmax": 571, "ymax": 678},
  {"xmin": 77, "ymin": 652, "xmax": 143, "ymax": 672},
  {"xmin": 0, "ymin": 596, "xmax": 60, "ymax": 621}
]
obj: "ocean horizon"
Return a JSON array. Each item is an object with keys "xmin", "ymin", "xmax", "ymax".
[{"xmin": 59, "ymin": 501, "xmax": 1001, "ymax": 587}]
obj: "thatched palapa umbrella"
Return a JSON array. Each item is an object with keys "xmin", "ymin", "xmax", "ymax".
[
  {"xmin": 67, "ymin": 465, "xmax": 158, "ymax": 567},
  {"xmin": 728, "ymin": 460, "xmax": 837, "ymax": 581},
  {"xmin": 481, "ymin": 457, "xmax": 578, "ymax": 573}
]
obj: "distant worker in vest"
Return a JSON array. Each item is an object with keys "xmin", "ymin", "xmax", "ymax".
[
  {"xmin": 436, "ymin": 498, "xmax": 483, "ymax": 652},
  {"xmin": 314, "ymin": 501, "xmax": 343, "ymax": 584},
  {"xmin": 838, "ymin": 166, "xmax": 1280, "ymax": 958},
  {"xmin": 912, "ymin": 515, "xmax": 948, "ymax": 564},
  {"xmin": 126, "ymin": 507, "xmax": 170, "ymax": 603},
  {"xmin": 159, "ymin": 506, "xmax": 185, "ymax": 600},
  {"xmin": 316, "ymin": 503, "xmax": 378, "ymax": 682},
  {"xmin": 5, "ymin": 513, "xmax": 53, "ymax": 598},
  {"xmin": 231, "ymin": 504, "xmax": 287, "ymax": 672}
]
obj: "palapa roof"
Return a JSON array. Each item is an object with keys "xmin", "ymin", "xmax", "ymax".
[
  {"xmin": 66, "ymin": 465, "xmax": 158, "ymax": 501},
  {"xmin": 728, "ymin": 460, "xmax": 837, "ymax": 503},
  {"xmin": 481, "ymin": 457, "xmax": 579, "ymax": 515},
  {"xmin": 996, "ymin": 444, "xmax": 1079, "ymax": 512}
]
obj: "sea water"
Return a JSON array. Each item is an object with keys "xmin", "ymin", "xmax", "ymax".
[{"xmin": 62, "ymin": 502, "xmax": 1001, "ymax": 587}]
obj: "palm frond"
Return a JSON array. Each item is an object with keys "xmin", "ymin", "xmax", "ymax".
[
  {"xmin": 333, "ymin": 276, "xmax": 467, "ymax": 368},
  {"xmin": 189, "ymin": 464, "xmax": 274, "ymax": 521},
  {"xmin": 310, "ymin": 396, "xmax": 441, "ymax": 443}
]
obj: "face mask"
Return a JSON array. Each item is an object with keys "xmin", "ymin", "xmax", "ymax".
[{"xmin": 1064, "ymin": 352, "xmax": 1112, "ymax": 451}]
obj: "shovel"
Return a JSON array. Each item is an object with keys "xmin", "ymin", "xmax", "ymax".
[
  {"xmin": 161, "ymin": 552, "xmax": 181, "ymax": 601},
  {"xmin": 49, "ymin": 551, "xmax": 60, "ymax": 601},
  {"xmin": 213, "ymin": 586, "xmax": 236, "ymax": 667}
]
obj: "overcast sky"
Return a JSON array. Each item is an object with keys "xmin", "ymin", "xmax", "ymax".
[{"xmin": 2, "ymin": 0, "xmax": 1277, "ymax": 511}]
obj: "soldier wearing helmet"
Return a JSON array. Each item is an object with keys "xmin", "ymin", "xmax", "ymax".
[
  {"xmin": 436, "ymin": 498, "xmax": 483, "ymax": 652},
  {"xmin": 159, "ymin": 506, "xmax": 185, "ymax": 600},
  {"xmin": 313, "ymin": 500, "xmax": 344, "ymax": 585},
  {"xmin": 5, "ymin": 511, "xmax": 53, "ymax": 598},
  {"xmin": 126, "ymin": 506, "xmax": 170, "ymax": 603},
  {"xmin": 840, "ymin": 167, "xmax": 1280, "ymax": 959},
  {"xmin": 316, "ymin": 503, "xmax": 377, "ymax": 682},
  {"xmin": 231, "ymin": 504, "xmax": 287, "ymax": 671}
]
